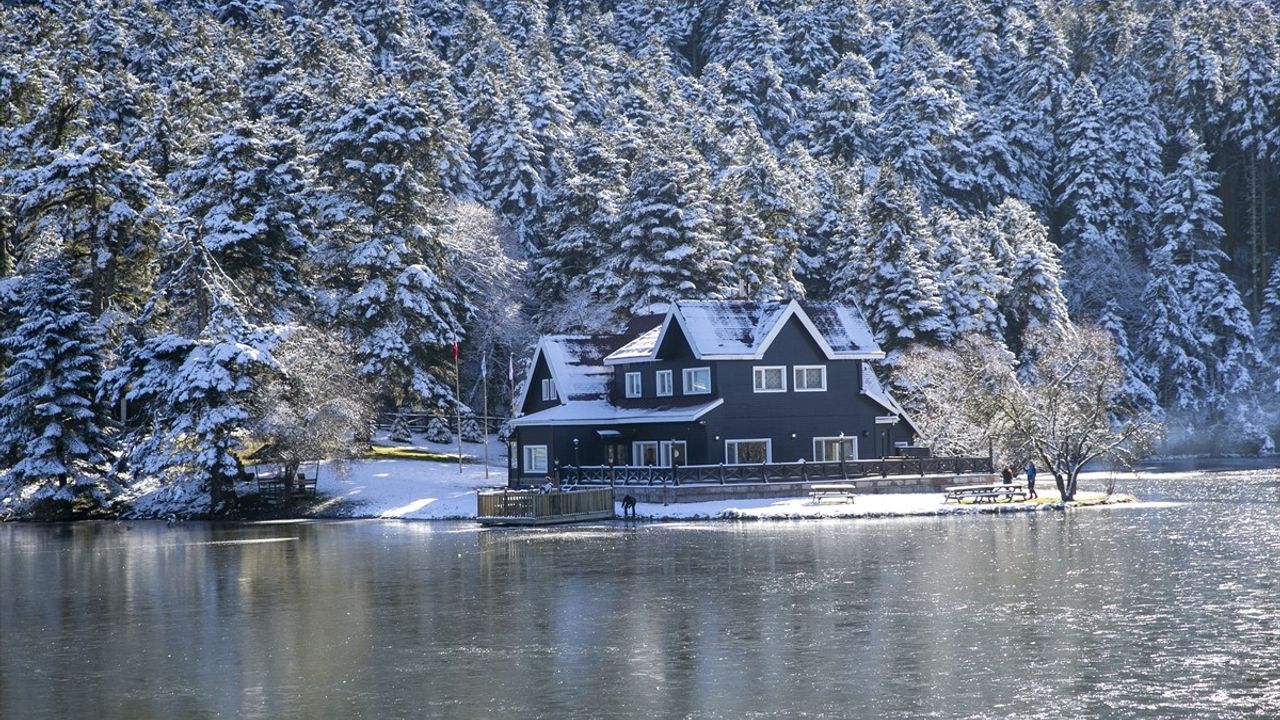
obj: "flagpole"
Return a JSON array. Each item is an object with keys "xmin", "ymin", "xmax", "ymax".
[
  {"xmin": 482, "ymin": 352, "xmax": 490, "ymax": 480},
  {"xmin": 454, "ymin": 329, "xmax": 462, "ymax": 475}
]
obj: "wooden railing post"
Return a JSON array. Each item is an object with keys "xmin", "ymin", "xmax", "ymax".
[{"xmin": 719, "ymin": 463, "xmax": 725, "ymax": 485}]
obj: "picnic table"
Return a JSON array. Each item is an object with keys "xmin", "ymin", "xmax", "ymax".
[
  {"xmin": 809, "ymin": 483, "xmax": 856, "ymax": 504},
  {"xmin": 944, "ymin": 482, "xmax": 1028, "ymax": 504}
]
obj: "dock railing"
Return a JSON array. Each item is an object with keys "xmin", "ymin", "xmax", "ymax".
[
  {"xmin": 477, "ymin": 487, "xmax": 615, "ymax": 521},
  {"xmin": 566, "ymin": 455, "xmax": 993, "ymax": 487}
]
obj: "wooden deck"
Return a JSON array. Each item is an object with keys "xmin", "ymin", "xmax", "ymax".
[
  {"xmin": 476, "ymin": 487, "xmax": 615, "ymax": 525},
  {"xmin": 565, "ymin": 455, "xmax": 992, "ymax": 487}
]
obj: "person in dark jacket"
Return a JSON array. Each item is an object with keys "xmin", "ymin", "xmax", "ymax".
[
  {"xmin": 1025, "ymin": 462, "xmax": 1038, "ymax": 498},
  {"xmin": 1001, "ymin": 465, "xmax": 1014, "ymax": 484}
]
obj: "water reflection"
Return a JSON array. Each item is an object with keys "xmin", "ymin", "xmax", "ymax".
[{"xmin": 3, "ymin": 472, "xmax": 1280, "ymax": 719}]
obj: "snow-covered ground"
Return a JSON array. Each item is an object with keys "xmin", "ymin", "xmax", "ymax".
[{"xmin": 310, "ymin": 436, "xmax": 1134, "ymax": 521}]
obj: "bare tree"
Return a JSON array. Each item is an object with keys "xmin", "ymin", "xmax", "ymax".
[
  {"xmin": 250, "ymin": 327, "xmax": 376, "ymax": 494},
  {"xmin": 897, "ymin": 325, "xmax": 1161, "ymax": 501}
]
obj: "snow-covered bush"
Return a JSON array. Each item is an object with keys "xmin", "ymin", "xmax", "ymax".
[{"xmin": 425, "ymin": 416, "xmax": 453, "ymax": 444}]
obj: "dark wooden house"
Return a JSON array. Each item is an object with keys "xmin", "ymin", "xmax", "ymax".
[{"xmin": 507, "ymin": 300, "xmax": 922, "ymax": 484}]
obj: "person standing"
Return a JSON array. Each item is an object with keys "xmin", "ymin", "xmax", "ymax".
[
  {"xmin": 1025, "ymin": 461, "xmax": 1038, "ymax": 498},
  {"xmin": 1001, "ymin": 465, "xmax": 1014, "ymax": 484}
]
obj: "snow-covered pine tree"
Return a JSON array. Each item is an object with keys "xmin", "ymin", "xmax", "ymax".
[
  {"xmin": 705, "ymin": 0, "xmax": 784, "ymax": 71},
  {"xmin": 388, "ymin": 412, "xmax": 413, "ymax": 442},
  {"xmin": 838, "ymin": 164, "xmax": 949, "ymax": 351},
  {"xmin": 1005, "ymin": 18, "xmax": 1073, "ymax": 213},
  {"xmin": 1055, "ymin": 74, "xmax": 1131, "ymax": 319},
  {"xmin": 0, "ymin": 249, "xmax": 112, "ymax": 505},
  {"xmin": 425, "ymin": 415, "xmax": 452, "ymax": 444},
  {"xmin": 600, "ymin": 133, "xmax": 730, "ymax": 316},
  {"xmin": 1256, "ymin": 259, "xmax": 1280, "ymax": 392},
  {"xmin": 460, "ymin": 414, "xmax": 484, "ymax": 443},
  {"xmin": 803, "ymin": 160, "xmax": 866, "ymax": 301},
  {"xmin": 993, "ymin": 198, "xmax": 1069, "ymax": 351},
  {"xmin": 312, "ymin": 85, "xmax": 466, "ymax": 410},
  {"xmin": 397, "ymin": 41, "xmax": 478, "ymax": 200},
  {"xmin": 530, "ymin": 131, "xmax": 626, "ymax": 321},
  {"xmin": 931, "ymin": 209, "xmax": 1007, "ymax": 340},
  {"xmin": 14, "ymin": 139, "xmax": 166, "ymax": 318},
  {"xmin": 1171, "ymin": 4, "xmax": 1227, "ymax": 144},
  {"xmin": 1100, "ymin": 63, "xmax": 1164, "ymax": 257},
  {"xmin": 779, "ymin": 1, "xmax": 843, "ymax": 91},
  {"xmin": 713, "ymin": 127, "xmax": 808, "ymax": 301},
  {"xmin": 1137, "ymin": 242, "xmax": 1207, "ymax": 411},
  {"xmin": 172, "ymin": 116, "xmax": 314, "ymax": 316},
  {"xmin": 1097, "ymin": 299, "xmax": 1159, "ymax": 412},
  {"xmin": 1156, "ymin": 131, "xmax": 1259, "ymax": 417},
  {"xmin": 876, "ymin": 35, "xmax": 973, "ymax": 211},
  {"xmin": 478, "ymin": 83, "xmax": 546, "ymax": 219},
  {"xmin": 105, "ymin": 234, "xmax": 281, "ymax": 513},
  {"xmin": 795, "ymin": 53, "xmax": 878, "ymax": 166}
]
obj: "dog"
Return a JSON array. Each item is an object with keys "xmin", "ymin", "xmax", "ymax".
[{"xmin": 620, "ymin": 494, "xmax": 637, "ymax": 518}]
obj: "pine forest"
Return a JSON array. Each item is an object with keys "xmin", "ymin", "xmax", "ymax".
[{"xmin": 3, "ymin": 0, "xmax": 1280, "ymax": 513}]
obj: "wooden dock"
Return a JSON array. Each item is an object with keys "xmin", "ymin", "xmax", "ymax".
[{"xmin": 476, "ymin": 487, "xmax": 615, "ymax": 525}]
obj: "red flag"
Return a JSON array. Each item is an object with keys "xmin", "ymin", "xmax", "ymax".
[{"xmin": 452, "ymin": 328, "xmax": 459, "ymax": 360}]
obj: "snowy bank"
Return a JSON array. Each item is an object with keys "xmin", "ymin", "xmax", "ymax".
[{"xmin": 309, "ymin": 443, "xmax": 1136, "ymax": 522}]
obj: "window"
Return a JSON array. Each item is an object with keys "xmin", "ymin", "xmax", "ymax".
[
  {"xmin": 753, "ymin": 366, "xmax": 786, "ymax": 393},
  {"xmin": 725, "ymin": 439, "xmax": 771, "ymax": 464},
  {"xmin": 624, "ymin": 372, "xmax": 642, "ymax": 398},
  {"xmin": 813, "ymin": 436, "xmax": 857, "ymax": 462},
  {"xmin": 656, "ymin": 370, "xmax": 673, "ymax": 397},
  {"xmin": 682, "ymin": 367, "xmax": 711, "ymax": 395},
  {"xmin": 660, "ymin": 441, "xmax": 687, "ymax": 467},
  {"xmin": 632, "ymin": 441, "xmax": 659, "ymax": 466},
  {"xmin": 794, "ymin": 365, "xmax": 827, "ymax": 392},
  {"xmin": 523, "ymin": 445, "xmax": 548, "ymax": 474},
  {"xmin": 540, "ymin": 378, "xmax": 557, "ymax": 401}
]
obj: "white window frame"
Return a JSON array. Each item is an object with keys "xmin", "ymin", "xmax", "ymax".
[
  {"xmin": 752, "ymin": 365, "xmax": 787, "ymax": 393},
  {"xmin": 812, "ymin": 436, "xmax": 858, "ymax": 462},
  {"xmin": 523, "ymin": 444, "xmax": 548, "ymax": 474},
  {"xmin": 682, "ymin": 367, "xmax": 711, "ymax": 395},
  {"xmin": 624, "ymin": 371, "xmax": 642, "ymax": 398},
  {"xmin": 655, "ymin": 369, "xmax": 673, "ymax": 397},
  {"xmin": 659, "ymin": 440, "xmax": 687, "ymax": 467},
  {"xmin": 540, "ymin": 378, "xmax": 557, "ymax": 402},
  {"xmin": 725, "ymin": 438, "xmax": 772, "ymax": 465},
  {"xmin": 793, "ymin": 365, "xmax": 827, "ymax": 392},
  {"xmin": 632, "ymin": 441, "xmax": 659, "ymax": 466}
]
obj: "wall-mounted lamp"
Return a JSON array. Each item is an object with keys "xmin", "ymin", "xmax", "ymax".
[
  {"xmin": 714, "ymin": 435, "xmax": 720, "ymax": 441},
  {"xmin": 790, "ymin": 432, "xmax": 796, "ymax": 438}
]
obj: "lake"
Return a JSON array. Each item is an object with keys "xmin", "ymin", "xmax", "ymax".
[{"xmin": 3, "ymin": 469, "xmax": 1280, "ymax": 719}]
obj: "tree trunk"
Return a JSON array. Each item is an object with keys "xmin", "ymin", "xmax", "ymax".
[{"xmin": 1054, "ymin": 472, "xmax": 1067, "ymax": 503}]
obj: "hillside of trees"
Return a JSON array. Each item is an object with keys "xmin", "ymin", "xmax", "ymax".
[{"xmin": 2, "ymin": 0, "xmax": 1279, "ymax": 512}]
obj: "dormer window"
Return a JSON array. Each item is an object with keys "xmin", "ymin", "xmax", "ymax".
[
  {"xmin": 753, "ymin": 366, "xmax": 786, "ymax": 393},
  {"xmin": 656, "ymin": 370, "xmax": 673, "ymax": 397},
  {"xmin": 624, "ymin": 372, "xmax": 642, "ymax": 398},
  {"xmin": 541, "ymin": 378, "xmax": 557, "ymax": 401},
  {"xmin": 682, "ymin": 367, "xmax": 711, "ymax": 395}
]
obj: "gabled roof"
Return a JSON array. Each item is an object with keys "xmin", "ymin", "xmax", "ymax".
[
  {"xmin": 513, "ymin": 334, "xmax": 626, "ymax": 413},
  {"xmin": 602, "ymin": 299, "xmax": 883, "ymax": 365}
]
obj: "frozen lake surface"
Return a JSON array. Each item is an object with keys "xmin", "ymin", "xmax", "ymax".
[{"xmin": 3, "ymin": 468, "xmax": 1280, "ymax": 719}]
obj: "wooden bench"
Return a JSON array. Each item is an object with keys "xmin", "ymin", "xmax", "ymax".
[
  {"xmin": 809, "ymin": 483, "xmax": 856, "ymax": 504},
  {"xmin": 944, "ymin": 482, "xmax": 1028, "ymax": 504}
]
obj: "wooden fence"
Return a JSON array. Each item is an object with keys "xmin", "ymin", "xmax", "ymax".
[
  {"xmin": 476, "ymin": 487, "xmax": 615, "ymax": 524},
  {"xmin": 378, "ymin": 411, "xmax": 509, "ymax": 435},
  {"xmin": 564, "ymin": 455, "xmax": 993, "ymax": 487}
]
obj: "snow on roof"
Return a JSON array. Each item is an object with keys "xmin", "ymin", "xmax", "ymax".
[
  {"xmin": 511, "ymin": 398, "xmax": 725, "ymax": 427},
  {"xmin": 801, "ymin": 302, "xmax": 881, "ymax": 356},
  {"xmin": 860, "ymin": 362, "xmax": 922, "ymax": 436},
  {"xmin": 604, "ymin": 299, "xmax": 883, "ymax": 363},
  {"xmin": 539, "ymin": 335, "xmax": 623, "ymax": 402},
  {"xmin": 604, "ymin": 322, "xmax": 663, "ymax": 362},
  {"xmin": 675, "ymin": 301, "xmax": 790, "ymax": 357}
]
